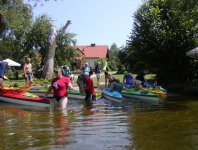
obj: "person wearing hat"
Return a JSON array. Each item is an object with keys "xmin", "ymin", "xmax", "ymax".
[
  {"xmin": 45, "ymin": 68, "xmax": 73, "ymax": 109},
  {"xmin": 123, "ymin": 71, "xmax": 133, "ymax": 89},
  {"xmin": 62, "ymin": 65, "xmax": 70, "ymax": 77},
  {"xmin": 83, "ymin": 71, "xmax": 94, "ymax": 101}
]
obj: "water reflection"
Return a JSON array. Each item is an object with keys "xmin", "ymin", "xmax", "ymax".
[
  {"xmin": 1, "ymin": 96, "xmax": 197, "ymax": 150},
  {"xmin": 0, "ymin": 99, "xmax": 131, "ymax": 150},
  {"xmin": 130, "ymin": 97, "xmax": 198, "ymax": 150}
]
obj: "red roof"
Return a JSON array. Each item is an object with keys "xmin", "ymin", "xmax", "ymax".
[{"xmin": 76, "ymin": 45, "xmax": 109, "ymax": 58}]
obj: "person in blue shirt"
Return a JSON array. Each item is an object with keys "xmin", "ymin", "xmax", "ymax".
[
  {"xmin": 0, "ymin": 59, "xmax": 8, "ymax": 90},
  {"xmin": 62, "ymin": 65, "xmax": 70, "ymax": 77},
  {"xmin": 123, "ymin": 71, "xmax": 133, "ymax": 89},
  {"xmin": 82, "ymin": 62, "xmax": 90, "ymax": 74}
]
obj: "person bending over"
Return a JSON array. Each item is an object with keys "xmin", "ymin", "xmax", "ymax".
[{"xmin": 83, "ymin": 72, "xmax": 94, "ymax": 101}]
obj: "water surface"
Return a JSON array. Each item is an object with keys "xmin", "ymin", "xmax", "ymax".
[{"xmin": 0, "ymin": 96, "xmax": 198, "ymax": 150}]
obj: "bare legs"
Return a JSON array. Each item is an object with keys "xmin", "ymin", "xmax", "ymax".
[{"xmin": 58, "ymin": 97, "xmax": 68, "ymax": 109}]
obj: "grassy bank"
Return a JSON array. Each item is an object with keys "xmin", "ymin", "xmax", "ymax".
[{"xmin": 4, "ymin": 73, "xmax": 198, "ymax": 97}]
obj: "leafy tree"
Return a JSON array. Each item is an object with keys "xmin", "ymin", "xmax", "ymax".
[
  {"xmin": 55, "ymin": 31, "xmax": 77, "ymax": 67},
  {"xmin": 108, "ymin": 43, "xmax": 120, "ymax": 71},
  {"xmin": 24, "ymin": 15, "xmax": 51, "ymax": 66},
  {"xmin": 126, "ymin": 0, "xmax": 197, "ymax": 83},
  {"xmin": 0, "ymin": 0, "xmax": 32, "ymax": 63}
]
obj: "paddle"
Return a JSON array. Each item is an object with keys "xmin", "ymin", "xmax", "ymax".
[{"xmin": 3, "ymin": 75, "xmax": 19, "ymax": 87}]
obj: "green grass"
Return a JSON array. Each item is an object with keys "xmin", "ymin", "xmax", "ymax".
[
  {"xmin": 3, "ymin": 73, "xmax": 156, "ymax": 88},
  {"xmin": 4, "ymin": 78, "xmax": 51, "ymax": 87}
]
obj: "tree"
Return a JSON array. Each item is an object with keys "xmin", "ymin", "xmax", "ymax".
[
  {"xmin": 126, "ymin": 0, "xmax": 197, "ymax": 83},
  {"xmin": 42, "ymin": 20, "xmax": 71, "ymax": 79},
  {"xmin": 24, "ymin": 15, "xmax": 52, "ymax": 66},
  {"xmin": 55, "ymin": 32, "xmax": 77, "ymax": 67},
  {"xmin": 108, "ymin": 43, "xmax": 120, "ymax": 71},
  {"xmin": 0, "ymin": 0, "xmax": 32, "ymax": 63}
]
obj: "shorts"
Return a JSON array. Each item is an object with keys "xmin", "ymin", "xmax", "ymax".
[
  {"xmin": 96, "ymin": 73, "xmax": 100, "ymax": 78},
  {"xmin": 25, "ymin": 73, "xmax": 32, "ymax": 81},
  {"xmin": 125, "ymin": 84, "xmax": 133, "ymax": 89},
  {"xmin": 85, "ymin": 93, "xmax": 92, "ymax": 101},
  {"xmin": 54, "ymin": 96, "xmax": 64, "ymax": 102},
  {"xmin": 134, "ymin": 80, "xmax": 142, "ymax": 87}
]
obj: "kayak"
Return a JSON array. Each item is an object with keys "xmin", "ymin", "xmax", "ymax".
[
  {"xmin": 67, "ymin": 89, "xmax": 85, "ymax": 99},
  {"xmin": 0, "ymin": 89, "xmax": 50, "ymax": 107},
  {"xmin": 68, "ymin": 88, "xmax": 102, "ymax": 100},
  {"xmin": 27, "ymin": 86, "xmax": 54, "ymax": 98},
  {"xmin": 102, "ymin": 88, "xmax": 123, "ymax": 103},
  {"xmin": 121, "ymin": 88, "xmax": 159, "ymax": 101},
  {"xmin": 143, "ymin": 82, "xmax": 167, "ymax": 98},
  {"xmin": 4, "ymin": 85, "xmax": 102, "ymax": 100},
  {"xmin": 143, "ymin": 88, "xmax": 167, "ymax": 99},
  {"xmin": 4, "ymin": 85, "xmax": 54, "ymax": 98}
]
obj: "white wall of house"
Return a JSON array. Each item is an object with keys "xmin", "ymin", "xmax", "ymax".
[{"xmin": 84, "ymin": 58, "xmax": 98, "ymax": 68}]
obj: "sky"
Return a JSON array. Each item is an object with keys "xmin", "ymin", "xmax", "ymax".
[{"xmin": 27, "ymin": 0, "xmax": 143, "ymax": 48}]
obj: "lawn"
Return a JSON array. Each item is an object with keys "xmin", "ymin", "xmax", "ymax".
[{"xmin": 3, "ymin": 72, "xmax": 155, "ymax": 87}]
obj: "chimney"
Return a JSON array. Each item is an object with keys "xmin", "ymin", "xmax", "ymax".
[{"xmin": 91, "ymin": 43, "xmax": 96, "ymax": 47}]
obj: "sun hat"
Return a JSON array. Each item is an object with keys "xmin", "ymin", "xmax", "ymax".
[{"xmin": 84, "ymin": 71, "xmax": 89, "ymax": 76}]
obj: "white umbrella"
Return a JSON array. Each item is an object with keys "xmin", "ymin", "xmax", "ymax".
[
  {"xmin": 186, "ymin": 47, "xmax": 198, "ymax": 58},
  {"xmin": 2, "ymin": 58, "xmax": 21, "ymax": 67}
]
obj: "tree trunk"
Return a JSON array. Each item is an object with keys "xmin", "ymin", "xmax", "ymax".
[
  {"xmin": 42, "ymin": 41, "xmax": 56, "ymax": 79},
  {"xmin": 42, "ymin": 20, "xmax": 71, "ymax": 79},
  {"xmin": 0, "ymin": 11, "xmax": 6, "ymax": 36}
]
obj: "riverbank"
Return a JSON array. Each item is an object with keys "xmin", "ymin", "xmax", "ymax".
[{"xmin": 3, "ymin": 72, "xmax": 198, "ymax": 97}]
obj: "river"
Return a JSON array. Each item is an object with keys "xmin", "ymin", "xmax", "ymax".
[{"xmin": 0, "ymin": 96, "xmax": 198, "ymax": 150}]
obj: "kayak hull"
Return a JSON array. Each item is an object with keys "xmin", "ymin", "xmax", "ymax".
[
  {"xmin": 102, "ymin": 88, "xmax": 123, "ymax": 103},
  {"xmin": 0, "ymin": 90, "xmax": 50, "ymax": 107},
  {"xmin": 122, "ymin": 89, "xmax": 159, "ymax": 101},
  {"xmin": 5, "ymin": 85, "xmax": 102, "ymax": 100},
  {"xmin": 122, "ymin": 93, "xmax": 159, "ymax": 101}
]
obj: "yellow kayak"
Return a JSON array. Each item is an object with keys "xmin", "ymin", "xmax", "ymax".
[{"xmin": 143, "ymin": 87, "xmax": 167, "ymax": 99}]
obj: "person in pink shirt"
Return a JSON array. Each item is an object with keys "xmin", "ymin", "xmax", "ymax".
[
  {"xmin": 45, "ymin": 68, "xmax": 73, "ymax": 109},
  {"xmin": 83, "ymin": 72, "xmax": 94, "ymax": 101},
  {"xmin": 23, "ymin": 57, "xmax": 33, "ymax": 86}
]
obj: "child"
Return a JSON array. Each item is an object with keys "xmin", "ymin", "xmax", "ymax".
[{"xmin": 83, "ymin": 72, "xmax": 94, "ymax": 101}]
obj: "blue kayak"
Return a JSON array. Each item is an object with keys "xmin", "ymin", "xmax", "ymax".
[{"xmin": 102, "ymin": 88, "xmax": 123, "ymax": 103}]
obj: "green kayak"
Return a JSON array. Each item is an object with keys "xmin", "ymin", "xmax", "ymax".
[{"xmin": 121, "ymin": 88, "xmax": 159, "ymax": 101}]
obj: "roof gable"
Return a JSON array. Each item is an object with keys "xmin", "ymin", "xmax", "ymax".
[{"xmin": 76, "ymin": 45, "xmax": 109, "ymax": 58}]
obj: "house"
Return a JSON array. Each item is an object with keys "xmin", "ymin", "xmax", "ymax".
[{"xmin": 74, "ymin": 44, "xmax": 109, "ymax": 69}]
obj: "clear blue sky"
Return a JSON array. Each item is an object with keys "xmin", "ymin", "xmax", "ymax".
[{"xmin": 28, "ymin": 0, "xmax": 142, "ymax": 47}]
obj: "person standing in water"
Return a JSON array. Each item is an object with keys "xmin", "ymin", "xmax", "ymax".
[
  {"xmin": 45, "ymin": 68, "xmax": 73, "ymax": 109},
  {"xmin": 83, "ymin": 72, "xmax": 94, "ymax": 101}
]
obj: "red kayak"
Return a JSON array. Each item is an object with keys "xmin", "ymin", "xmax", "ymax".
[{"xmin": 0, "ymin": 89, "xmax": 50, "ymax": 107}]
